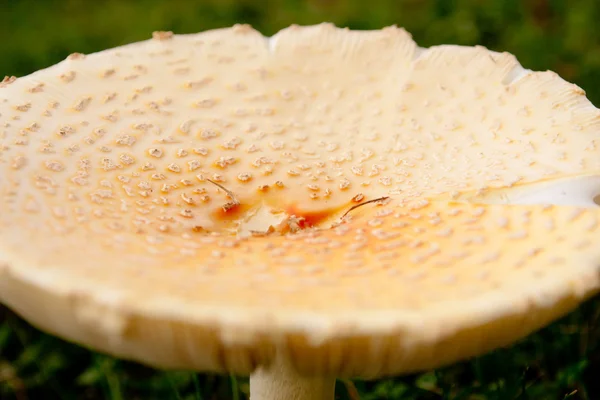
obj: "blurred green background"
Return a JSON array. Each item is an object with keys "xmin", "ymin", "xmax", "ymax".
[
  {"xmin": 0, "ymin": 0, "xmax": 599, "ymax": 399},
  {"xmin": 2, "ymin": 0, "xmax": 600, "ymax": 105}
]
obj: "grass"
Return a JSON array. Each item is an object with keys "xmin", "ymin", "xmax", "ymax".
[
  {"xmin": 1, "ymin": 0, "xmax": 600, "ymax": 106},
  {"xmin": 1, "ymin": 296, "xmax": 599, "ymax": 399}
]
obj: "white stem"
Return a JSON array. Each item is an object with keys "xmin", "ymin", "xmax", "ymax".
[{"xmin": 249, "ymin": 356, "xmax": 336, "ymax": 400}]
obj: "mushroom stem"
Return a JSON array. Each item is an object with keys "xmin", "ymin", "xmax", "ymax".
[{"xmin": 249, "ymin": 356, "xmax": 336, "ymax": 400}]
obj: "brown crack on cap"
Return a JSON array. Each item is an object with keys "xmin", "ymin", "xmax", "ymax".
[
  {"xmin": 152, "ymin": 31, "xmax": 174, "ymax": 41},
  {"xmin": 0, "ymin": 76, "xmax": 17, "ymax": 87},
  {"xmin": 0, "ymin": 23, "xmax": 599, "ymax": 382}
]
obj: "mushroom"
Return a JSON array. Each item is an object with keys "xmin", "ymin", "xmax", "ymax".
[{"xmin": 0, "ymin": 23, "xmax": 599, "ymax": 400}]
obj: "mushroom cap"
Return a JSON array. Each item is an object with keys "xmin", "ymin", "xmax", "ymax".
[{"xmin": 1, "ymin": 23, "xmax": 600, "ymax": 379}]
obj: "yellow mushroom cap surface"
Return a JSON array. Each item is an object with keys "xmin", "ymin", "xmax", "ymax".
[{"xmin": 0, "ymin": 24, "xmax": 599, "ymax": 378}]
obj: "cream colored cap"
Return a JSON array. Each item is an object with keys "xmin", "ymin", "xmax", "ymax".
[{"xmin": 0, "ymin": 24, "xmax": 599, "ymax": 386}]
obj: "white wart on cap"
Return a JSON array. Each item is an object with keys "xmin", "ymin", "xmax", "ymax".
[{"xmin": 0, "ymin": 23, "xmax": 599, "ymax": 400}]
